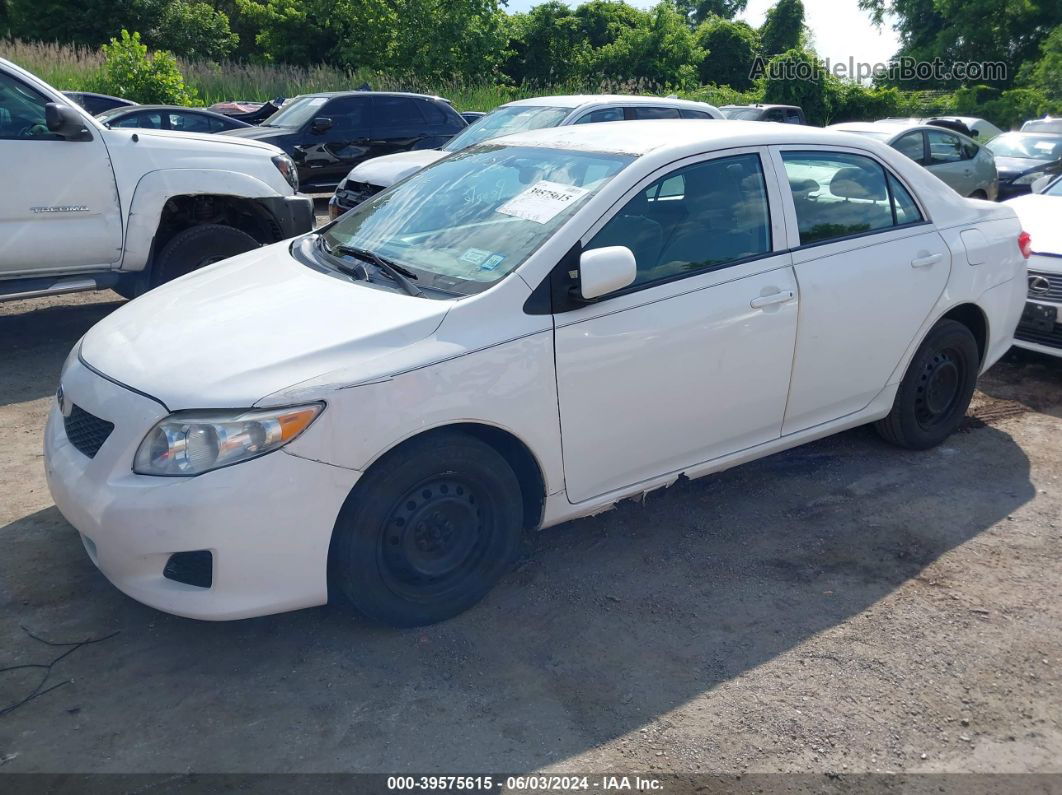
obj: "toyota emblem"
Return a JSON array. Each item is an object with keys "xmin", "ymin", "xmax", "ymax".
[{"xmin": 1029, "ymin": 275, "xmax": 1051, "ymax": 295}]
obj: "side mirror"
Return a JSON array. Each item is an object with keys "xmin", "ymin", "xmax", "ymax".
[
  {"xmin": 970, "ymin": 129, "xmax": 979, "ymax": 138},
  {"xmin": 311, "ymin": 117, "xmax": 333, "ymax": 133},
  {"xmin": 45, "ymin": 103, "xmax": 89, "ymax": 140},
  {"xmin": 578, "ymin": 246, "xmax": 637, "ymax": 300},
  {"xmin": 1031, "ymin": 174, "xmax": 1054, "ymax": 194}
]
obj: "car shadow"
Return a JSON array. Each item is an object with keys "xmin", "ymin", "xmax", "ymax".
[
  {"xmin": 0, "ymin": 294, "xmax": 124, "ymax": 408},
  {"xmin": 0, "ymin": 419, "xmax": 1034, "ymax": 773}
]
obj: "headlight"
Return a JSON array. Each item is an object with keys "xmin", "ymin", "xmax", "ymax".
[
  {"xmin": 272, "ymin": 154, "xmax": 299, "ymax": 192},
  {"xmin": 133, "ymin": 403, "xmax": 323, "ymax": 476},
  {"xmin": 1014, "ymin": 170, "xmax": 1047, "ymax": 186}
]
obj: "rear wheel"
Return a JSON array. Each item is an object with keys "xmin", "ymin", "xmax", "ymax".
[
  {"xmin": 330, "ymin": 432, "xmax": 524, "ymax": 627},
  {"xmin": 152, "ymin": 224, "xmax": 259, "ymax": 286},
  {"xmin": 875, "ymin": 319, "xmax": 979, "ymax": 449}
]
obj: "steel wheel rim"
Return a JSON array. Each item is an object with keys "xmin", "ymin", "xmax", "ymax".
[{"xmin": 914, "ymin": 347, "xmax": 965, "ymax": 429}]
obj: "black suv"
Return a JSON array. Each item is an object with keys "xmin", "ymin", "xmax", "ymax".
[
  {"xmin": 221, "ymin": 91, "xmax": 467, "ymax": 192},
  {"xmin": 719, "ymin": 104, "xmax": 807, "ymax": 124}
]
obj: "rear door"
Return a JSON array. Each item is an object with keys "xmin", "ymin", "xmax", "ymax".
[
  {"xmin": 0, "ymin": 70, "xmax": 122, "ymax": 277},
  {"xmin": 925, "ymin": 129, "xmax": 974, "ymax": 195},
  {"xmin": 772, "ymin": 147, "xmax": 951, "ymax": 433}
]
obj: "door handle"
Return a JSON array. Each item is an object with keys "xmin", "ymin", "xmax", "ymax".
[
  {"xmin": 911, "ymin": 253, "xmax": 943, "ymax": 269},
  {"xmin": 750, "ymin": 290, "xmax": 795, "ymax": 309}
]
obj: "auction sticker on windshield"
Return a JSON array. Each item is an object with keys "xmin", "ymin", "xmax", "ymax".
[{"xmin": 496, "ymin": 181, "xmax": 590, "ymax": 224}]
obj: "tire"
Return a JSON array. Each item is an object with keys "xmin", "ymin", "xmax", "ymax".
[
  {"xmin": 152, "ymin": 224, "xmax": 259, "ymax": 287},
  {"xmin": 330, "ymin": 431, "xmax": 524, "ymax": 627},
  {"xmin": 875, "ymin": 319, "xmax": 980, "ymax": 450}
]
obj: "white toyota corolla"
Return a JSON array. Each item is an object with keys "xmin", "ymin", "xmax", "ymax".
[{"xmin": 45, "ymin": 121, "xmax": 1028, "ymax": 627}]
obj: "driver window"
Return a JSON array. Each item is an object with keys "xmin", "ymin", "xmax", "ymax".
[
  {"xmin": 585, "ymin": 153, "xmax": 773, "ymax": 288},
  {"xmin": 0, "ymin": 72, "xmax": 56, "ymax": 140}
]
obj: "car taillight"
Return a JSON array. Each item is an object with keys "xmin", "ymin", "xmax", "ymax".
[{"xmin": 1018, "ymin": 231, "xmax": 1032, "ymax": 259}]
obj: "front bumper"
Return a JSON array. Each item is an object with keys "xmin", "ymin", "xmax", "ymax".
[
  {"xmin": 1012, "ymin": 262, "xmax": 1062, "ymax": 357},
  {"xmin": 262, "ymin": 193, "xmax": 316, "ymax": 238},
  {"xmin": 44, "ymin": 356, "xmax": 360, "ymax": 620}
]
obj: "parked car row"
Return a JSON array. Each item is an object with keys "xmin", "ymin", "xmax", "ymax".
[{"xmin": 2, "ymin": 56, "xmax": 1052, "ymax": 629}]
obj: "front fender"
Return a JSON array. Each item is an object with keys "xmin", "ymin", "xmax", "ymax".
[{"xmin": 122, "ymin": 169, "xmax": 282, "ymax": 271}]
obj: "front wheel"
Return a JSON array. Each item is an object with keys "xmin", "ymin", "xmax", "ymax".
[
  {"xmin": 152, "ymin": 224, "xmax": 259, "ymax": 287},
  {"xmin": 875, "ymin": 319, "xmax": 979, "ymax": 449},
  {"xmin": 330, "ymin": 432, "xmax": 524, "ymax": 627}
]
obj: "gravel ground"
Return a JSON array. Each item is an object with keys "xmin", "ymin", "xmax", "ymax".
[{"xmin": 0, "ymin": 282, "xmax": 1060, "ymax": 779}]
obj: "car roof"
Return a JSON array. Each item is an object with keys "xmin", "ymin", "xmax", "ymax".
[
  {"xmin": 720, "ymin": 104, "xmax": 799, "ymax": 110},
  {"xmin": 832, "ymin": 121, "xmax": 974, "ymax": 140},
  {"xmin": 501, "ymin": 94, "xmax": 718, "ymax": 112},
  {"xmin": 97, "ymin": 105, "xmax": 237, "ymax": 119},
  {"xmin": 304, "ymin": 90, "xmax": 450, "ymax": 103},
  {"xmin": 497, "ymin": 119, "xmax": 872, "ymax": 156}
]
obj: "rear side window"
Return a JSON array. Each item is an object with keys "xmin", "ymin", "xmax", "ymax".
[
  {"xmin": 781, "ymin": 151, "xmax": 922, "ymax": 246},
  {"xmin": 169, "ymin": 112, "xmax": 212, "ymax": 133},
  {"xmin": 373, "ymin": 96, "xmax": 425, "ymax": 128},
  {"xmin": 784, "ymin": 109, "xmax": 802, "ymax": 123},
  {"xmin": 418, "ymin": 100, "xmax": 458, "ymax": 128},
  {"xmin": 764, "ymin": 108, "xmax": 786, "ymax": 122},
  {"xmin": 926, "ymin": 130, "xmax": 962, "ymax": 164},
  {"xmin": 574, "ymin": 107, "xmax": 625, "ymax": 124},
  {"xmin": 679, "ymin": 109, "xmax": 714, "ymax": 119},
  {"xmin": 632, "ymin": 106, "xmax": 680, "ymax": 120}
]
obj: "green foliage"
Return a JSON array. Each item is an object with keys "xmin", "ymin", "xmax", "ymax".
[
  {"xmin": 589, "ymin": 3, "xmax": 704, "ymax": 89},
  {"xmin": 505, "ymin": 2, "xmax": 592, "ymax": 84},
  {"xmin": 670, "ymin": 0, "xmax": 747, "ymax": 28},
  {"xmin": 695, "ymin": 16, "xmax": 759, "ymax": 90},
  {"xmin": 761, "ymin": 48, "xmax": 828, "ymax": 123},
  {"xmin": 759, "ymin": 0, "xmax": 804, "ymax": 58},
  {"xmin": 1023, "ymin": 25, "xmax": 1062, "ymax": 101},
  {"xmin": 574, "ymin": 0, "xmax": 645, "ymax": 49},
  {"xmin": 149, "ymin": 0, "xmax": 238, "ymax": 59},
  {"xmin": 93, "ymin": 29, "xmax": 197, "ymax": 104}
]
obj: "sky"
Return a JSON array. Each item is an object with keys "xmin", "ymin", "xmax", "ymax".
[{"xmin": 503, "ymin": 0, "xmax": 902, "ymax": 74}]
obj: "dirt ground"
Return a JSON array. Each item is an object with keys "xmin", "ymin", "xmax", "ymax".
[{"xmin": 1, "ymin": 282, "xmax": 1060, "ymax": 779}]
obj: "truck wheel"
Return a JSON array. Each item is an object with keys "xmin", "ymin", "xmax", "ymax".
[
  {"xmin": 330, "ymin": 431, "xmax": 524, "ymax": 627},
  {"xmin": 152, "ymin": 224, "xmax": 259, "ymax": 286},
  {"xmin": 875, "ymin": 319, "xmax": 979, "ymax": 450}
]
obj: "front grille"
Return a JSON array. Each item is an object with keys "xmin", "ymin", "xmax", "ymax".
[
  {"xmin": 163, "ymin": 551, "xmax": 213, "ymax": 588},
  {"xmin": 1027, "ymin": 268, "xmax": 1062, "ymax": 302},
  {"xmin": 1016, "ymin": 323, "xmax": 1062, "ymax": 349},
  {"xmin": 63, "ymin": 405, "xmax": 114, "ymax": 458},
  {"xmin": 334, "ymin": 180, "xmax": 382, "ymax": 210}
]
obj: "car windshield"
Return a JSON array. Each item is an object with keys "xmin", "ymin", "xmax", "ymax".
[
  {"xmin": 442, "ymin": 105, "xmax": 571, "ymax": 152},
  {"xmin": 987, "ymin": 133, "xmax": 1062, "ymax": 160},
  {"xmin": 1023, "ymin": 120, "xmax": 1062, "ymax": 134},
  {"xmin": 720, "ymin": 107, "xmax": 762, "ymax": 120},
  {"xmin": 320, "ymin": 144, "xmax": 632, "ymax": 294},
  {"xmin": 261, "ymin": 96, "xmax": 328, "ymax": 128}
]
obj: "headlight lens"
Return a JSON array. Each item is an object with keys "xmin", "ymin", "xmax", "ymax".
[
  {"xmin": 1014, "ymin": 170, "xmax": 1047, "ymax": 185},
  {"xmin": 133, "ymin": 403, "xmax": 323, "ymax": 476},
  {"xmin": 272, "ymin": 154, "xmax": 299, "ymax": 192}
]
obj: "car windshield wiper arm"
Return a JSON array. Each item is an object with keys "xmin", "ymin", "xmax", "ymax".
[{"xmin": 330, "ymin": 244, "xmax": 423, "ymax": 298}]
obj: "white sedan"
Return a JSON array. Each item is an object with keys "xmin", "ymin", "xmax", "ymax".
[
  {"xmin": 1006, "ymin": 173, "xmax": 1062, "ymax": 356},
  {"xmin": 45, "ymin": 121, "xmax": 1028, "ymax": 627}
]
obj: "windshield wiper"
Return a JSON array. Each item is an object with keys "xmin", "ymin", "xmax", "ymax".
[{"xmin": 328, "ymin": 243, "xmax": 423, "ymax": 298}]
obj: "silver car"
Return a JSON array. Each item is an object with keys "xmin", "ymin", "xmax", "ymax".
[{"xmin": 828, "ymin": 122, "xmax": 998, "ymax": 200}]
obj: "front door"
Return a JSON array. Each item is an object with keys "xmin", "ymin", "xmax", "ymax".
[
  {"xmin": 0, "ymin": 71, "xmax": 122, "ymax": 277},
  {"xmin": 774, "ymin": 147, "xmax": 952, "ymax": 433},
  {"xmin": 553, "ymin": 150, "xmax": 799, "ymax": 503},
  {"xmin": 296, "ymin": 94, "xmax": 374, "ymax": 191}
]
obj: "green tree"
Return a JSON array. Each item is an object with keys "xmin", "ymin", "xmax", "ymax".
[
  {"xmin": 149, "ymin": 0, "xmax": 239, "ymax": 59},
  {"xmin": 504, "ymin": 2, "xmax": 590, "ymax": 84},
  {"xmin": 1024, "ymin": 25, "xmax": 1062, "ymax": 100},
  {"xmin": 695, "ymin": 16, "xmax": 759, "ymax": 89},
  {"xmin": 235, "ymin": 0, "xmax": 397, "ymax": 69},
  {"xmin": 759, "ymin": 0, "xmax": 804, "ymax": 58},
  {"xmin": 762, "ymin": 47, "xmax": 829, "ymax": 123},
  {"xmin": 574, "ymin": 0, "xmax": 646, "ymax": 49},
  {"xmin": 859, "ymin": 0, "xmax": 1062, "ymax": 88},
  {"xmin": 590, "ymin": 2, "xmax": 704, "ymax": 88},
  {"xmin": 390, "ymin": 0, "xmax": 507, "ymax": 80},
  {"xmin": 671, "ymin": 0, "xmax": 747, "ymax": 28},
  {"xmin": 93, "ymin": 29, "xmax": 196, "ymax": 104}
]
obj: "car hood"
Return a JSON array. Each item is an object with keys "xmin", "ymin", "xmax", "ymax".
[
  {"xmin": 79, "ymin": 241, "xmax": 450, "ymax": 410},
  {"xmin": 345, "ymin": 149, "xmax": 447, "ymax": 188},
  {"xmin": 993, "ymin": 156, "xmax": 1049, "ymax": 180},
  {"xmin": 219, "ymin": 125, "xmax": 289, "ymax": 142},
  {"xmin": 1006, "ymin": 193, "xmax": 1062, "ymax": 256}
]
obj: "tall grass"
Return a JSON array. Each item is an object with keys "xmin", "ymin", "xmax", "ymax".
[{"xmin": 1, "ymin": 38, "xmax": 681, "ymax": 110}]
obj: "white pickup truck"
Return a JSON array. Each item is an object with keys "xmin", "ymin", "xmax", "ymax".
[{"xmin": 0, "ymin": 58, "xmax": 314, "ymax": 302}]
